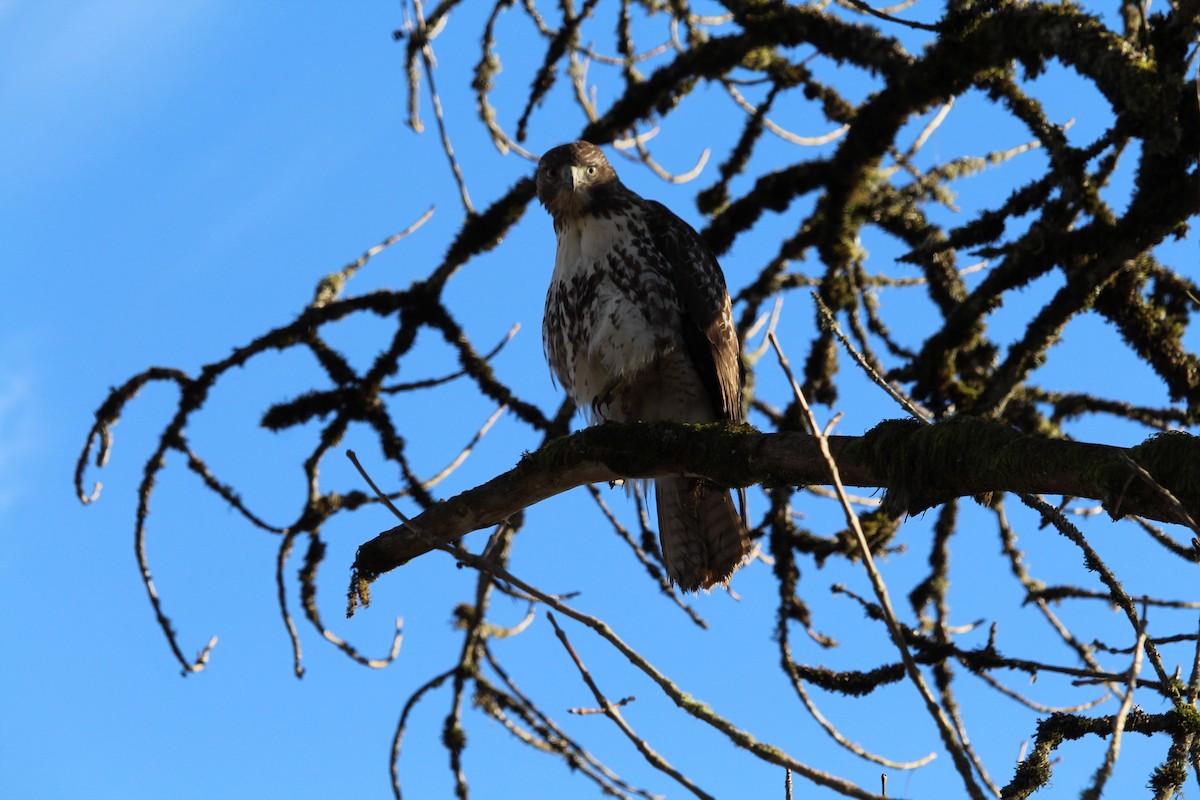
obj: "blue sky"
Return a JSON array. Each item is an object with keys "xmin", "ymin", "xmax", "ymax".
[{"xmin": 2, "ymin": 2, "xmax": 1197, "ymax": 799}]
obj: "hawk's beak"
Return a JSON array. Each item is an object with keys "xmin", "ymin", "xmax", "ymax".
[{"xmin": 565, "ymin": 165, "xmax": 586, "ymax": 192}]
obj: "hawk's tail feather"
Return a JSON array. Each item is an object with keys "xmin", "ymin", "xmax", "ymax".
[{"xmin": 655, "ymin": 476, "xmax": 750, "ymax": 592}]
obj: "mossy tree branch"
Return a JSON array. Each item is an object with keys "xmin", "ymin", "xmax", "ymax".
[{"xmin": 352, "ymin": 418, "xmax": 1200, "ymax": 583}]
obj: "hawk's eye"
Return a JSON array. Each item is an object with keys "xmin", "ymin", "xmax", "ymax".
[
  {"xmin": 586, "ymin": 166, "xmax": 597, "ymax": 176},
  {"xmin": 542, "ymin": 167, "xmax": 556, "ymax": 179}
]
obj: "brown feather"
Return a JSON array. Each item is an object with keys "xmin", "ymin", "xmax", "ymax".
[{"xmin": 656, "ymin": 477, "xmax": 749, "ymax": 591}]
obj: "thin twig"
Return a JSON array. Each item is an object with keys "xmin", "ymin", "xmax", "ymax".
[
  {"xmin": 391, "ymin": 668, "xmax": 456, "ymax": 799},
  {"xmin": 973, "ymin": 669, "xmax": 1110, "ymax": 714},
  {"xmin": 276, "ymin": 530, "xmax": 305, "ymax": 678},
  {"xmin": 586, "ymin": 485, "xmax": 709, "ymax": 628},
  {"xmin": 1083, "ymin": 630, "xmax": 1146, "ymax": 798},
  {"xmin": 411, "ymin": 0, "xmax": 474, "ymax": 213},
  {"xmin": 1120, "ymin": 453, "xmax": 1200, "ymax": 535},
  {"xmin": 768, "ymin": 331, "xmax": 986, "ymax": 800},
  {"xmin": 311, "ymin": 207, "xmax": 436, "ymax": 307},
  {"xmin": 548, "ymin": 613, "xmax": 716, "ymax": 800},
  {"xmin": 383, "ymin": 323, "xmax": 520, "ymax": 394},
  {"xmin": 628, "ymin": 136, "xmax": 710, "ymax": 183},
  {"xmin": 724, "ymin": 81, "xmax": 850, "ymax": 146},
  {"xmin": 812, "ymin": 292, "xmax": 933, "ymax": 422},
  {"xmin": 784, "ymin": 659, "xmax": 938, "ymax": 770},
  {"xmin": 349, "ymin": 452, "xmax": 888, "ymax": 800},
  {"xmin": 1018, "ymin": 493, "xmax": 1175, "ymax": 693},
  {"xmin": 838, "ymin": 0, "xmax": 939, "ymax": 31},
  {"xmin": 420, "ymin": 404, "xmax": 507, "ymax": 490},
  {"xmin": 480, "ymin": 646, "xmax": 658, "ymax": 800}
]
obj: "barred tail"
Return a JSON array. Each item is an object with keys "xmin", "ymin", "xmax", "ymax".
[{"xmin": 655, "ymin": 477, "xmax": 749, "ymax": 592}]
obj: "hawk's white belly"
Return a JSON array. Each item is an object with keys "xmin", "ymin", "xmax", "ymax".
[{"xmin": 543, "ymin": 213, "xmax": 685, "ymax": 423}]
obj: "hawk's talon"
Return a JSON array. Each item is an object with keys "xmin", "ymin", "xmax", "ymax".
[
  {"xmin": 591, "ymin": 377, "xmax": 625, "ymax": 420},
  {"xmin": 590, "ymin": 391, "xmax": 615, "ymax": 419}
]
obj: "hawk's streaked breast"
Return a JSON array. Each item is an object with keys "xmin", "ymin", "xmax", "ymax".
[
  {"xmin": 536, "ymin": 140, "xmax": 749, "ymax": 591},
  {"xmin": 543, "ymin": 208, "xmax": 683, "ymax": 422}
]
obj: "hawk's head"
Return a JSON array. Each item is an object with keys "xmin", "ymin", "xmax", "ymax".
[{"xmin": 536, "ymin": 141, "xmax": 621, "ymax": 220}]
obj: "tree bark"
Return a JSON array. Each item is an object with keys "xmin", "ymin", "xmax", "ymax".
[{"xmin": 352, "ymin": 418, "xmax": 1200, "ymax": 582}]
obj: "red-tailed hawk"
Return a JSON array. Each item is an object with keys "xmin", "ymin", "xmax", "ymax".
[{"xmin": 536, "ymin": 141, "xmax": 750, "ymax": 591}]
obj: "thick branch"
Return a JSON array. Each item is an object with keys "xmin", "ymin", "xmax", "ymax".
[{"xmin": 353, "ymin": 418, "xmax": 1200, "ymax": 582}]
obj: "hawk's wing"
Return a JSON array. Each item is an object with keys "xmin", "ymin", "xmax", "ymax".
[{"xmin": 645, "ymin": 200, "xmax": 742, "ymax": 422}]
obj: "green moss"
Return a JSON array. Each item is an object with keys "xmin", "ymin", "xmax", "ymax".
[
  {"xmin": 850, "ymin": 417, "xmax": 1027, "ymax": 515},
  {"xmin": 1166, "ymin": 701, "xmax": 1200, "ymax": 735},
  {"xmin": 1086, "ymin": 431, "xmax": 1200, "ymax": 525},
  {"xmin": 739, "ymin": 45, "xmax": 777, "ymax": 72},
  {"xmin": 1129, "ymin": 432, "xmax": 1200, "ymax": 500},
  {"xmin": 1148, "ymin": 755, "xmax": 1188, "ymax": 797}
]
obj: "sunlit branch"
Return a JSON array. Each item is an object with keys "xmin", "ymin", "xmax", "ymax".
[
  {"xmin": 768, "ymin": 331, "xmax": 988, "ymax": 800},
  {"xmin": 781, "ymin": 649, "xmax": 938, "ymax": 770},
  {"xmin": 1017, "ymin": 493, "xmax": 1174, "ymax": 692},
  {"xmin": 410, "ymin": 0, "xmax": 474, "ymax": 214},
  {"xmin": 973, "ymin": 669, "xmax": 1111, "ymax": 714},
  {"xmin": 481, "ymin": 646, "xmax": 659, "ymax": 800},
  {"xmin": 629, "ymin": 136, "xmax": 711, "ymax": 184},
  {"xmin": 298, "ymin": 532, "xmax": 405, "ymax": 669},
  {"xmin": 724, "ymin": 81, "xmax": 850, "ymax": 146},
  {"xmin": 310, "ymin": 207, "xmax": 436, "ymax": 307},
  {"xmin": 812, "ymin": 292, "xmax": 933, "ymax": 422},
  {"xmin": 1083, "ymin": 631, "xmax": 1146, "ymax": 798},
  {"xmin": 548, "ymin": 613, "xmax": 717, "ymax": 800}
]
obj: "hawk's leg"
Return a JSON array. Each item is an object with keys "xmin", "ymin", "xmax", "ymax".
[{"xmin": 590, "ymin": 376, "xmax": 629, "ymax": 420}]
